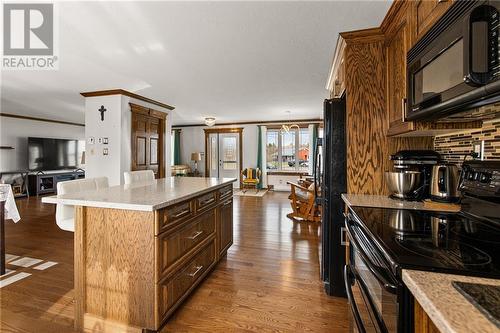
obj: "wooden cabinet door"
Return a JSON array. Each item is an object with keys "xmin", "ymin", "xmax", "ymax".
[
  {"xmin": 218, "ymin": 198, "xmax": 233, "ymax": 257},
  {"xmin": 415, "ymin": 0, "xmax": 453, "ymax": 40},
  {"xmin": 386, "ymin": 10, "xmax": 415, "ymax": 136},
  {"xmin": 132, "ymin": 112, "xmax": 163, "ymax": 178}
]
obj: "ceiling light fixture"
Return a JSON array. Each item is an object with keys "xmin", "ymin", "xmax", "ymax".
[
  {"xmin": 205, "ymin": 117, "xmax": 216, "ymax": 127},
  {"xmin": 280, "ymin": 111, "xmax": 300, "ymax": 134}
]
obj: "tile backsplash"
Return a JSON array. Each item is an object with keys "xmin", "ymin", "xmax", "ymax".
[{"xmin": 434, "ymin": 118, "xmax": 500, "ymax": 164}]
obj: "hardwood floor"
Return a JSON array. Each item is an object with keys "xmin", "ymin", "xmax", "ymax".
[{"xmin": 0, "ymin": 192, "xmax": 348, "ymax": 333}]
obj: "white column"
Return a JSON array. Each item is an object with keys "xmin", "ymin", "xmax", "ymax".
[
  {"xmin": 84, "ymin": 95, "xmax": 123, "ymax": 186},
  {"xmin": 83, "ymin": 93, "xmax": 171, "ymax": 186}
]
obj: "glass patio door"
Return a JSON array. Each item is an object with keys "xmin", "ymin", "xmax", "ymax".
[{"xmin": 207, "ymin": 132, "xmax": 240, "ymax": 188}]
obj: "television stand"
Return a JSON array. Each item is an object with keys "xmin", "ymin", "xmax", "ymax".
[{"xmin": 28, "ymin": 170, "xmax": 85, "ymax": 196}]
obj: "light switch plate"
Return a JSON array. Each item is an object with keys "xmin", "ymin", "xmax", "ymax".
[
  {"xmin": 103, "ymin": 148, "xmax": 109, "ymax": 156},
  {"xmin": 473, "ymin": 140, "xmax": 485, "ymax": 160},
  {"xmin": 103, "ymin": 137, "xmax": 109, "ymax": 144},
  {"xmin": 98, "ymin": 138, "xmax": 103, "ymax": 144},
  {"xmin": 88, "ymin": 137, "xmax": 95, "ymax": 145}
]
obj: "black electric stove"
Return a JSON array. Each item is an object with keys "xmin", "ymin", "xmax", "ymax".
[
  {"xmin": 344, "ymin": 161, "xmax": 500, "ymax": 333},
  {"xmin": 349, "ymin": 206, "xmax": 500, "ymax": 279}
]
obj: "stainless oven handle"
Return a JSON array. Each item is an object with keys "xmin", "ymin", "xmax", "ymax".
[
  {"xmin": 344, "ymin": 265, "xmax": 367, "ymax": 333},
  {"xmin": 345, "ymin": 217, "xmax": 398, "ymax": 294},
  {"xmin": 347, "ymin": 265, "xmax": 390, "ymax": 333}
]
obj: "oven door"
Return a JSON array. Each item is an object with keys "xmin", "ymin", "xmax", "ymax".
[{"xmin": 345, "ymin": 216, "xmax": 400, "ymax": 333}]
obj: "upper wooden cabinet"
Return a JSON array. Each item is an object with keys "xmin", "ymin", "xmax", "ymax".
[
  {"xmin": 385, "ymin": 3, "xmax": 415, "ymax": 136},
  {"xmin": 381, "ymin": 0, "xmax": 481, "ymax": 136},
  {"xmin": 415, "ymin": 0, "xmax": 454, "ymax": 40}
]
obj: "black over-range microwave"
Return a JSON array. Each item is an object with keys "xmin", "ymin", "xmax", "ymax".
[{"xmin": 407, "ymin": 0, "xmax": 500, "ymax": 121}]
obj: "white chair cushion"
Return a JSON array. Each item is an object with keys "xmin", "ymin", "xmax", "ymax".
[
  {"xmin": 55, "ymin": 177, "xmax": 109, "ymax": 232},
  {"xmin": 56, "ymin": 218, "xmax": 76, "ymax": 232},
  {"xmin": 123, "ymin": 170, "xmax": 155, "ymax": 185}
]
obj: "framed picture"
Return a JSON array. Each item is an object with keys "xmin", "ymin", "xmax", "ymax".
[{"xmin": 12, "ymin": 185, "xmax": 22, "ymax": 196}]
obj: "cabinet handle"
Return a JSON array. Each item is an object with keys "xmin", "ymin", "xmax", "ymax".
[
  {"xmin": 437, "ymin": 0, "xmax": 447, "ymax": 3},
  {"xmin": 187, "ymin": 265, "xmax": 204, "ymax": 278},
  {"xmin": 173, "ymin": 208, "xmax": 190, "ymax": 218},
  {"xmin": 200, "ymin": 197, "xmax": 215, "ymax": 206},
  {"xmin": 186, "ymin": 230, "xmax": 203, "ymax": 240},
  {"xmin": 401, "ymin": 97, "xmax": 407, "ymax": 121}
]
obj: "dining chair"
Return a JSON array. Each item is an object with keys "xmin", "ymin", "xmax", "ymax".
[
  {"xmin": 55, "ymin": 177, "xmax": 109, "ymax": 232},
  {"xmin": 123, "ymin": 170, "xmax": 155, "ymax": 185}
]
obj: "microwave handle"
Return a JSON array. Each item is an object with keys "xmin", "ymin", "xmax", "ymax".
[{"xmin": 464, "ymin": 5, "xmax": 496, "ymax": 86}]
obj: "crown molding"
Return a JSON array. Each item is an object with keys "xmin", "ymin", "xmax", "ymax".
[{"xmin": 81, "ymin": 89, "xmax": 175, "ymax": 111}]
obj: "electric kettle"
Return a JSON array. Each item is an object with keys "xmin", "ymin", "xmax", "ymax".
[{"xmin": 430, "ymin": 163, "xmax": 460, "ymax": 203}]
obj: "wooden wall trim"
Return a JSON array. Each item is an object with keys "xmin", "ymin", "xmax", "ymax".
[
  {"xmin": 173, "ymin": 118, "xmax": 322, "ymax": 128},
  {"xmin": 130, "ymin": 103, "xmax": 167, "ymax": 120},
  {"xmin": 0, "ymin": 113, "xmax": 84, "ymax": 127},
  {"xmin": 81, "ymin": 89, "xmax": 175, "ymax": 111},
  {"xmin": 203, "ymin": 127, "xmax": 244, "ymax": 134},
  {"xmin": 340, "ymin": 27, "xmax": 385, "ymax": 44}
]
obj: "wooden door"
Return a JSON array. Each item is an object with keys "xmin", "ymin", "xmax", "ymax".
[
  {"xmin": 131, "ymin": 105, "xmax": 165, "ymax": 178},
  {"xmin": 218, "ymin": 198, "xmax": 233, "ymax": 257}
]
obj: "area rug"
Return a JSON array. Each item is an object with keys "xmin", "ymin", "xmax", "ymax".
[{"xmin": 233, "ymin": 189, "xmax": 268, "ymax": 197}]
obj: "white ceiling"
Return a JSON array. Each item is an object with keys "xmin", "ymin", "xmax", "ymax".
[{"xmin": 1, "ymin": 1, "xmax": 392, "ymax": 126}]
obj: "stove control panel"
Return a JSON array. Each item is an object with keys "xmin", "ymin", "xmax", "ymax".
[{"xmin": 460, "ymin": 161, "xmax": 500, "ymax": 198}]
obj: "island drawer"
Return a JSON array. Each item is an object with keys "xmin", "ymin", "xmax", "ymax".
[
  {"xmin": 195, "ymin": 191, "xmax": 218, "ymax": 212},
  {"xmin": 219, "ymin": 185, "xmax": 233, "ymax": 200},
  {"xmin": 157, "ymin": 200, "xmax": 195, "ymax": 234},
  {"xmin": 157, "ymin": 240, "xmax": 216, "ymax": 323},
  {"xmin": 157, "ymin": 207, "xmax": 216, "ymax": 277}
]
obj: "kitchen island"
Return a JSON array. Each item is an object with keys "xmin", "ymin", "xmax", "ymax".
[
  {"xmin": 404, "ymin": 270, "xmax": 500, "ymax": 333},
  {"xmin": 43, "ymin": 177, "xmax": 236, "ymax": 333}
]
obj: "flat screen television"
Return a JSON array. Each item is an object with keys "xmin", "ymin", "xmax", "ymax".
[{"xmin": 28, "ymin": 137, "xmax": 85, "ymax": 171}]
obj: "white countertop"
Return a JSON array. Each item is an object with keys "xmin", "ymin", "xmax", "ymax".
[
  {"xmin": 403, "ymin": 270, "xmax": 500, "ymax": 333},
  {"xmin": 341, "ymin": 194, "xmax": 460, "ymax": 213},
  {"xmin": 42, "ymin": 177, "xmax": 236, "ymax": 211}
]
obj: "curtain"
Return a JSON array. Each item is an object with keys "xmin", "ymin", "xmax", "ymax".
[
  {"xmin": 257, "ymin": 126, "xmax": 263, "ymax": 189},
  {"xmin": 173, "ymin": 129, "xmax": 181, "ymax": 165},
  {"xmin": 256, "ymin": 126, "xmax": 267, "ymax": 189},
  {"xmin": 308, "ymin": 124, "xmax": 318, "ymax": 175}
]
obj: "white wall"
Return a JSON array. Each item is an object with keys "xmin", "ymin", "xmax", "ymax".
[
  {"xmin": 176, "ymin": 124, "xmax": 259, "ymax": 176},
  {"xmin": 0, "ymin": 117, "xmax": 85, "ymax": 171},
  {"xmin": 84, "ymin": 94, "xmax": 172, "ymax": 186}
]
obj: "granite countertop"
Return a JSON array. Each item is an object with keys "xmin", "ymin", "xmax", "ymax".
[
  {"xmin": 42, "ymin": 177, "xmax": 236, "ymax": 211},
  {"xmin": 341, "ymin": 194, "xmax": 460, "ymax": 213},
  {"xmin": 403, "ymin": 270, "xmax": 500, "ymax": 333}
]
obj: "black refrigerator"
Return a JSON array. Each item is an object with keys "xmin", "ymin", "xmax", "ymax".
[{"xmin": 316, "ymin": 97, "xmax": 347, "ymax": 297}]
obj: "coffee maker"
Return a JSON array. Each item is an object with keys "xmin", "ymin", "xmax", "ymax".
[{"xmin": 389, "ymin": 150, "xmax": 442, "ymax": 201}]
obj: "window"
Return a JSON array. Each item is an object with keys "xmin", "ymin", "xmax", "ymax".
[{"xmin": 266, "ymin": 128, "xmax": 309, "ymax": 171}]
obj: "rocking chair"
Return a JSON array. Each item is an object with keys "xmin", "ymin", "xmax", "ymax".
[{"xmin": 286, "ymin": 181, "xmax": 321, "ymax": 222}]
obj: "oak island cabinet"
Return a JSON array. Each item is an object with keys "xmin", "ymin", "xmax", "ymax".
[{"xmin": 43, "ymin": 177, "xmax": 236, "ymax": 333}]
